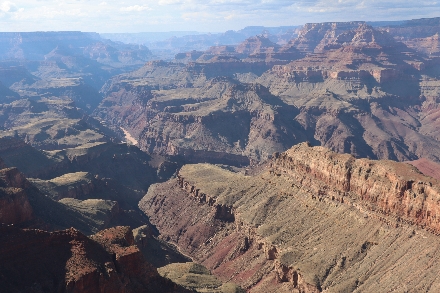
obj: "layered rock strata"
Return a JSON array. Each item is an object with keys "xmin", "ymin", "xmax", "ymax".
[
  {"xmin": 272, "ymin": 142, "xmax": 440, "ymax": 234},
  {"xmin": 96, "ymin": 22, "xmax": 440, "ymax": 164},
  {"xmin": 140, "ymin": 143, "xmax": 440, "ymax": 292}
]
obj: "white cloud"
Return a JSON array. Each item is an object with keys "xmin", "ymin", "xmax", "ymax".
[
  {"xmin": 159, "ymin": 0, "xmax": 183, "ymax": 4},
  {"xmin": 0, "ymin": 1, "xmax": 18, "ymax": 12},
  {"xmin": 120, "ymin": 4, "xmax": 152, "ymax": 12},
  {"xmin": 1, "ymin": 0, "xmax": 439, "ymax": 32}
]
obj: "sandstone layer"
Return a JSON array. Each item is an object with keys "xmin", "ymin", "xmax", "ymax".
[{"xmin": 140, "ymin": 143, "xmax": 440, "ymax": 292}]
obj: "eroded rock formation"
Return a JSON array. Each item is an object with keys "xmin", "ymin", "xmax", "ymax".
[
  {"xmin": 139, "ymin": 143, "xmax": 440, "ymax": 292},
  {"xmin": 0, "ymin": 225, "xmax": 191, "ymax": 293},
  {"xmin": 96, "ymin": 21, "xmax": 440, "ymax": 164},
  {"xmin": 0, "ymin": 168, "xmax": 34, "ymax": 225}
]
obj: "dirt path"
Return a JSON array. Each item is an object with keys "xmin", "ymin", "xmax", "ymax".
[{"xmin": 121, "ymin": 127, "xmax": 138, "ymax": 145}]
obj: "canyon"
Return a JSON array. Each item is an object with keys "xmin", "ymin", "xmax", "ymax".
[
  {"xmin": 96, "ymin": 19, "xmax": 440, "ymax": 164},
  {"xmin": 140, "ymin": 143, "xmax": 440, "ymax": 292},
  {"xmin": 2, "ymin": 17, "xmax": 440, "ymax": 292}
]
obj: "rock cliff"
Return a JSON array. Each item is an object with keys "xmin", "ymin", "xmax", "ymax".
[
  {"xmin": 96, "ymin": 74, "xmax": 307, "ymax": 161},
  {"xmin": 272, "ymin": 142, "xmax": 440, "ymax": 234},
  {"xmin": 0, "ymin": 167, "xmax": 33, "ymax": 225},
  {"xmin": 96, "ymin": 20, "xmax": 440, "ymax": 164},
  {"xmin": 0, "ymin": 225, "xmax": 191, "ymax": 293},
  {"xmin": 139, "ymin": 143, "xmax": 440, "ymax": 292},
  {"xmin": 0, "ymin": 140, "xmax": 162, "ymax": 234}
]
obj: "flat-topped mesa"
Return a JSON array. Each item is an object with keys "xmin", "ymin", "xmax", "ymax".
[
  {"xmin": 272, "ymin": 142, "xmax": 440, "ymax": 234},
  {"xmin": 289, "ymin": 21, "xmax": 366, "ymax": 53}
]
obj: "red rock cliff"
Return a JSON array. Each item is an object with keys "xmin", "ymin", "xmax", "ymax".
[
  {"xmin": 272, "ymin": 142, "xmax": 440, "ymax": 234},
  {"xmin": 140, "ymin": 144, "xmax": 440, "ymax": 292}
]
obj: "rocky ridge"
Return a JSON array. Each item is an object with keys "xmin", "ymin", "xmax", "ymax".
[
  {"xmin": 0, "ymin": 225, "xmax": 191, "ymax": 293},
  {"xmin": 0, "ymin": 96, "xmax": 121, "ymax": 151},
  {"xmin": 139, "ymin": 143, "xmax": 440, "ymax": 292},
  {"xmin": 0, "ymin": 165, "xmax": 34, "ymax": 225},
  {"xmin": 0, "ymin": 138, "xmax": 165, "ymax": 234},
  {"xmin": 97, "ymin": 20, "xmax": 440, "ymax": 164}
]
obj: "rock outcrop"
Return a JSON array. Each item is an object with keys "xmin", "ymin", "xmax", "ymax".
[
  {"xmin": 0, "ymin": 144, "xmax": 157, "ymax": 235},
  {"xmin": 0, "ymin": 165, "xmax": 34, "ymax": 225},
  {"xmin": 96, "ymin": 20, "xmax": 440, "ymax": 164},
  {"xmin": 97, "ymin": 74, "xmax": 307, "ymax": 161},
  {"xmin": 272, "ymin": 142, "xmax": 440, "ymax": 234},
  {"xmin": 0, "ymin": 138, "xmax": 161, "ymax": 206},
  {"xmin": 0, "ymin": 225, "xmax": 191, "ymax": 293},
  {"xmin": 139, "ymin": 143, "xmax": 440, "ymax": 292}
]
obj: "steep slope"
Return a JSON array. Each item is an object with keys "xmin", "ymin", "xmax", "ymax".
[
  {"xmin": 0, "ymin": 165, "xmax": 34, "ymax": 225},
  {"xmin": 257, "ymin": 23, "xmax": 440, "ymax": 161},
  {"xmin": 0, "ymin": 138, "xmax": 171, "ymax": 234},
  {"xmin": 0, "ymin": 159, "xmax": 146, "ymax": 234},
  {"xmin": 407, "ymin": 157, "xmax": 440, "ymax": 180},
  {"xmin": 0, "ymin": 137, "xmax": 164, "ymax": 205},
  {"xmin": 96, "ymin": 20, "xmax": 440, "ymax": 164},
  {"xmin": 97, "ymin": 75, "xmax": 308, "ymax": 162},
  {"xmin": 283, "ymin": 21, "xmax": 364, "ymax": 54},
  {"xmin": 140, "ymin": 143, "xmax": 440, "ymax": 292},
  {"xmin": 0, "ymin": 225, "xmax": 191, "ymax": 293}
]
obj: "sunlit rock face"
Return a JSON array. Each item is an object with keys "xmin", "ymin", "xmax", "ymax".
[{"xmin": 140, "ymin": 143, "xmax": 440, "ymax": 292}]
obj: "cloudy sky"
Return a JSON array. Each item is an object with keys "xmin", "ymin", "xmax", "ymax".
[{"xmin": 1, "ymin": 0, "xmax": 439, "ymax": 33}]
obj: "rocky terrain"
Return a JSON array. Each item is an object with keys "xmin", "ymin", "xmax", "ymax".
[
  {"xmin": 408, "ymin": 157, "xmax": 440, "ymax": 180},
  {"xmin": 0, "ymin": 135, "xmax": 176, "ymax": 236},
  {"xmin": 0, "ymin": 32, "xmax": 152, "ymax": 68},
  {"xmin": 0, "ymin": 151, "xmax": 144, "ymax": 234},
  {"xmin": 0, "ymin": 225, "xmax": 192, "ymax": 293},
  {"xmin": 0, "ymin": 97, "xmax": 120, "ymax": 150},
  {"xmin": 3, "ymin": 17, "xmax": 440, "ymax": 293},
  {"xmin": 95, "ymin": 19, "xmax": 440, "ymax": 165},
  {"xmin": 140, "ymin": 142, "xmax": 440, "ymax": 292}
]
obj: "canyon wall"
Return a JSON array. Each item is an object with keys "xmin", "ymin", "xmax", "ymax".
[
  {"xmin": 0, "ymin": 166, "xmax": 33, "ymax": 225},
  {"xmin": 272, "ymin": 142, "xmax": 440, "ymax": 234},
  {"xmin": 140, "ymin": 143, "xmax": 440, "ymax": 292}
]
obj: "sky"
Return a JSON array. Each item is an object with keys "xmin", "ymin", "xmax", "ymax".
[{"xmin": 0, "ymin": 0, "xmax": 439, "ymax": 33}]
